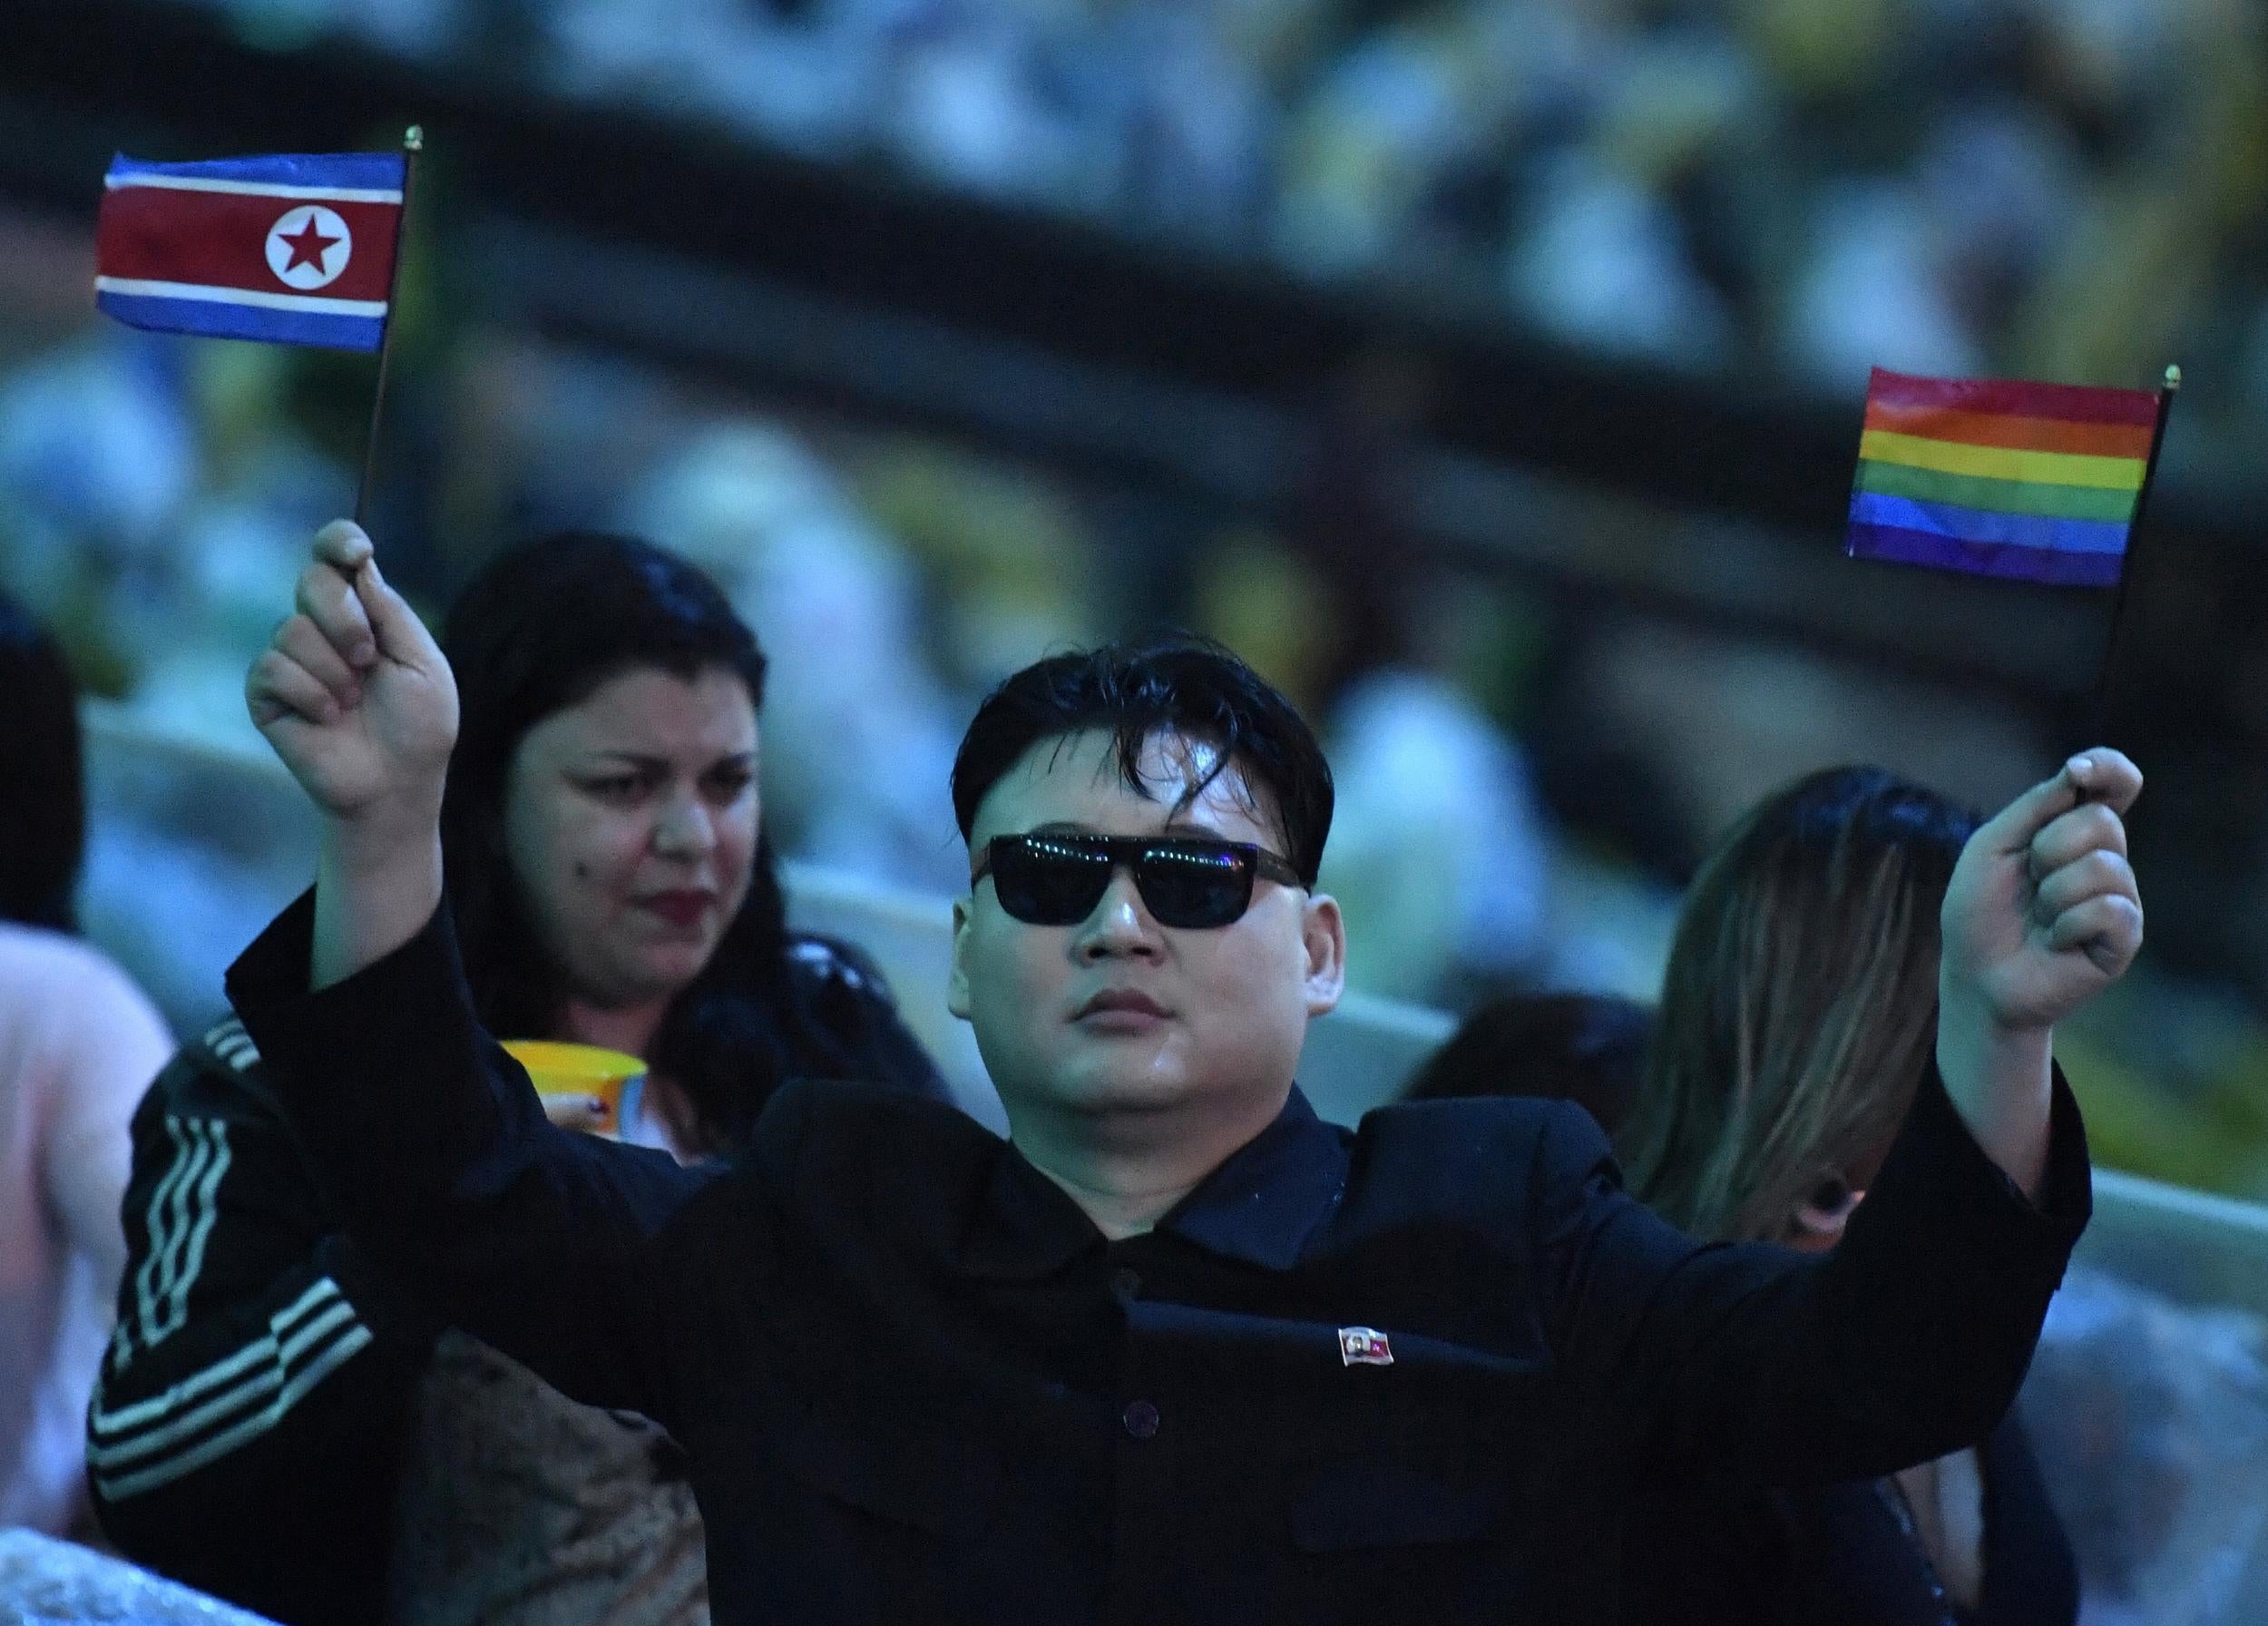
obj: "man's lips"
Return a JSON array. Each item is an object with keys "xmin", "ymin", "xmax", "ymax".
[
  {"xmin": 1076, "ymin": 989, "xmax": 1171, "ymax": 1022},
  {"xmin": 640, "ymin": 890, "xmax": 715, "ymax": 928}
]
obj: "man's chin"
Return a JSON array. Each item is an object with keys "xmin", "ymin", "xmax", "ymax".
[{"xmin": 1044, "ymin": 1060, "xmax": 1203, "ymax": 1117}]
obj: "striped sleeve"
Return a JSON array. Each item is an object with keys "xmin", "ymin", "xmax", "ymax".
[
  {"xmin": 86, "ymin": 1023, "xmax": 429, "ymax": 1624},
  {"xmin": 89, "ymin": 1261, "xmax": 376, "ymax": 1500}
]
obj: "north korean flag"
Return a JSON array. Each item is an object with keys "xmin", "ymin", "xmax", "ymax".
[{"xmin": 94, "ymin": 151, "xmax": 406, "ymax": 352}]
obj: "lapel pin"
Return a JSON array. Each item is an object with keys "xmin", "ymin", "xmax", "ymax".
[{"xmin": 1339, "ymin": 1327, "xmax": 1393, "ymax": 1366}]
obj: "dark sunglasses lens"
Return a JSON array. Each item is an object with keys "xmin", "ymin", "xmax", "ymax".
[
  {"xmin": 992, "ymin": 840, "xmax": 1112, "ymax": 925},
  {"xmin": 1134, "ymin": 844, "xmax": 1253, "ymax": 928}
]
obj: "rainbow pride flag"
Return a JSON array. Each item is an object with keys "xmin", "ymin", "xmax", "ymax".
[{"xmin": 1846, "ymin": 367, "xmax": 2162, "ymax": 588}]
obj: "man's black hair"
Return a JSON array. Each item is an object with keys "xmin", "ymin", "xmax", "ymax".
[{"xmin": 951, "ymin": 633, "xmax": 1334, "ymax": 886}]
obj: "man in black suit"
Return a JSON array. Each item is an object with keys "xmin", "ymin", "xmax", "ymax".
[{"xmin": 226, "ymin": 519, "xmax": 2139, "ymax": 1624}]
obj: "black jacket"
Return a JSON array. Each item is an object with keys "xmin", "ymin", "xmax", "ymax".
[
  {"xmin": 226, "ymin": 893, "xmax": 2091, "ymax": 1626},
  {"xmin": 87, "ymin": 935, "xmax": 944, "ymax": 1626}
]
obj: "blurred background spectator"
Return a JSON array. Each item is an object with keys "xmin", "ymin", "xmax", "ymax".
[
  {"xmin": 0, "ymin": 593, "xmax": 172, "ymax": 1541},
  {"xmin": 1401, "ymin": 990, "xmax": 1650, "ymax": 1131}
]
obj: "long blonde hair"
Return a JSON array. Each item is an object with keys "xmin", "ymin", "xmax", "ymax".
[{"xmin": 1618, "ymin": 767, "xmax": 1978, "ymax": 1244}]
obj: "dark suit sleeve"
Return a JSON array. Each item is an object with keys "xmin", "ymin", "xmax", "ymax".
[
  {"xmin": 1533, "ymin": 1064, "xmax": 2089, "ymax": 1487},
  {"xmin": 223, "ymin": 891, "xmax": 717, "ymax": 1435},
  {"xmin": 87, "ymin": 1034, "xmax": 435, "ymax": 1626}
]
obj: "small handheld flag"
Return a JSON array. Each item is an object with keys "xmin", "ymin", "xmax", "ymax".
[
  {"xmin": 1845, "ymin": 367, "xmax": 2168, "ymax": 588},
  {"xmin": 96, "ymin": 133, "xmax": 425, "ymax": 525},
  {"xmin": 95, "ymin": 151, "xmax": 407, "ymax": 352}
]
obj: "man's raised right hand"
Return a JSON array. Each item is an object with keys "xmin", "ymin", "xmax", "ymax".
[{"xmin": 247, "ymin": 520, "xmax": 458, "ymax": 835}]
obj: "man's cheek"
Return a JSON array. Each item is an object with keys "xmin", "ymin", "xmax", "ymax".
[
  {"xmin": 984, "ymin": 941, "xmax": 1055, "ymax": 1017},
  {"xmin": 1012, "ymin": 938, "xmax": 1062, "ymax": 997}
]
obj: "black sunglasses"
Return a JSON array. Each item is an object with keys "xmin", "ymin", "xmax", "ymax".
[{"xmin": 973, "ymin": 833, "xmax": 1305, "ymax": 929}]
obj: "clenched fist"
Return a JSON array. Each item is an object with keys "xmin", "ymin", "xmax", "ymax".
[
  {"xmin": 1941, "ymin": 749, "xmax": 2145, "ymax": 1034},
  {"xmin": 247, "ymin": 520, "xmax": 458, "ymax": 832}
]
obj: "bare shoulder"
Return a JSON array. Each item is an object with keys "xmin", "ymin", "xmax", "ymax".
[
  {"xmin": 0, "ymin": 921, "xmax": 150, "ymax": 1010},
  {"xmin": 0, "ymin": 921, "xmax": 171, "ymax": 1073}
]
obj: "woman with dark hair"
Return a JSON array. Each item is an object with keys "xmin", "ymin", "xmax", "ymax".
[
  {"xmin": 89, "ymin": 534, "xmax": 946, "ymax": 1625},
  {"xmin": 1618, "ymin": 766, "xmax": 2079, "ymax": 1626},
  {"xmin": 1401, "ymin": 992, "xmax": 1652, "ymax": 1136},
  {"xmin": 0, "ymin": 593, "xmax": 172, "ymax": 1539},
  {"xmin": 435, "ymin": 532, "xmax": 940, "ymax": 1158}
]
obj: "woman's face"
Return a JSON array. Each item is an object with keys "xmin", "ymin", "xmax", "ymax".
[{"xmin": 503, "ymin": 663, "xmax": 759, "ymax": 1011}]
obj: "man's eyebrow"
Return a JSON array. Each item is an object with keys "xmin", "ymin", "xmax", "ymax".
[
  {"xmin": 1021, "ymin": 818, "xmax": 1235, "ymax": 839},
  {"xmin": 1158, "ymin": 817, "xmax": 1232, "ymax": 840}
]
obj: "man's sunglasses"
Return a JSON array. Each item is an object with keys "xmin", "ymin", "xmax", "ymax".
[{"xmin": 973, "ymin": 833, "xmax": 1305, "ymax": 929}]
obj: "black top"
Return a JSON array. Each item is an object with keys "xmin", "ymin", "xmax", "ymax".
[
  {"xmin": 87, "ymin": 934, "xmax": 945, "ymax": 1626},
  {"xmin": 1625, "ymin": 1406, "xmax": 2079, "ymax": 1626},
  {"xmin": 225, "ymin": 893, "xmax": 2091, "ymax": 1626}
]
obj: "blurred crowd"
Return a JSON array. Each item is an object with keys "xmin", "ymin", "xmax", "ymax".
[{"xmin": 163, "ymin": 0, "xmax": 2268, "ymax": 450}]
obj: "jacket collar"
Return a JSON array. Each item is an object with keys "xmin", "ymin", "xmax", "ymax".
[{"xmin": 958, "ymin": 1087, "xmax": 1348, "ymax": 1281}]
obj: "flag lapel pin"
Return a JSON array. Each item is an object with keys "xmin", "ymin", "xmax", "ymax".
[{"xmin": 1338, "ymin": 1327, "xmax": 1393, "ymax": 1366}]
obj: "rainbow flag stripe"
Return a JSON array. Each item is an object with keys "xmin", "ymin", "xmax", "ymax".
[{"xmin": 1846, "ymin": 367, "xmax": 2160, "ymax": 587}]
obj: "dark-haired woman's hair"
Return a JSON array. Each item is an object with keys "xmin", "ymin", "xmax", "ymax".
[
  {"xmin": 1618, "ymin": 766, "xmax": 1980, "ymax": 1244},
  {"xmin": 0, "ymin": 592, "xmax": 85, "ymax": 933},
  {"xmin": 1403, "ymin": 993, "xmax": 1652, "ymax": 1137},
  {"xmin": 951, "ymin": 633, "xmax": 1334, "ymax": 882},
  {"xmin": 440, "ymin": 532, "xmax": 866, "ymax": 1151}
]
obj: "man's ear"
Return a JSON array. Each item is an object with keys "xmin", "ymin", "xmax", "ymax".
[
  {"xmin": 1301, "ymin": 892, "xmax": 1346, "ymax": 1018},
  {"xmin": 947, "ymin": 896, "xmax": 974, "ymax": 1022}
]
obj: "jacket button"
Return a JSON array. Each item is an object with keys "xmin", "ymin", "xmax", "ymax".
[
  {"xmin": 1110, "ymin": 1268, "xmax": 1142, "ymax": 1299},
  {"xmin": 1121, "ymin": 1400, "xmax": 1160, "ymax": 1439}
]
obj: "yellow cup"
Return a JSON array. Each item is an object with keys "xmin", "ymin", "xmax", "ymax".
[{"xmin": 503, "ymin": 1040, "xmax": 645, "ymax": 1133}]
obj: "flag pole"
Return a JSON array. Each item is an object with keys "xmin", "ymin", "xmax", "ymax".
[
  {"xmin": 2087, "ymin": 363, "xmax": 2179, "ymax": 740},
  {"xmin": 351, "ymin": 124, "xmax": 422, "ymax": 531}
]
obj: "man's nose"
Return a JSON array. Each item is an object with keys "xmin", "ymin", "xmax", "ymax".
[{"xmin": 1074, "ymin": 868, "xmax": 1160, "ymax": 959}]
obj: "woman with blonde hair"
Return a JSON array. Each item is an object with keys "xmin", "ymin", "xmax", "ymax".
[{"xmin": 1618, "ymin": 765, "xmax": 2078, "ymax": 1626}]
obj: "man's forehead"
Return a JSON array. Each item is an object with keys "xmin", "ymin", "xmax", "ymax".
[{"xmin": 972, "ymin": 728, "xmax": 1283, "ymax": 842}]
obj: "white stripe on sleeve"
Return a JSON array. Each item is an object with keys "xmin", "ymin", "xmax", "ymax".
[{"xmin": 89, "ymin": 1276, "xmax": 378, "ymax": 1501}]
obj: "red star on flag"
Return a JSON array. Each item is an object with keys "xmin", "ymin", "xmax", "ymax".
[{"xmin": 276, "ymin": 212, "xmax": 341, "ymax": 275}]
